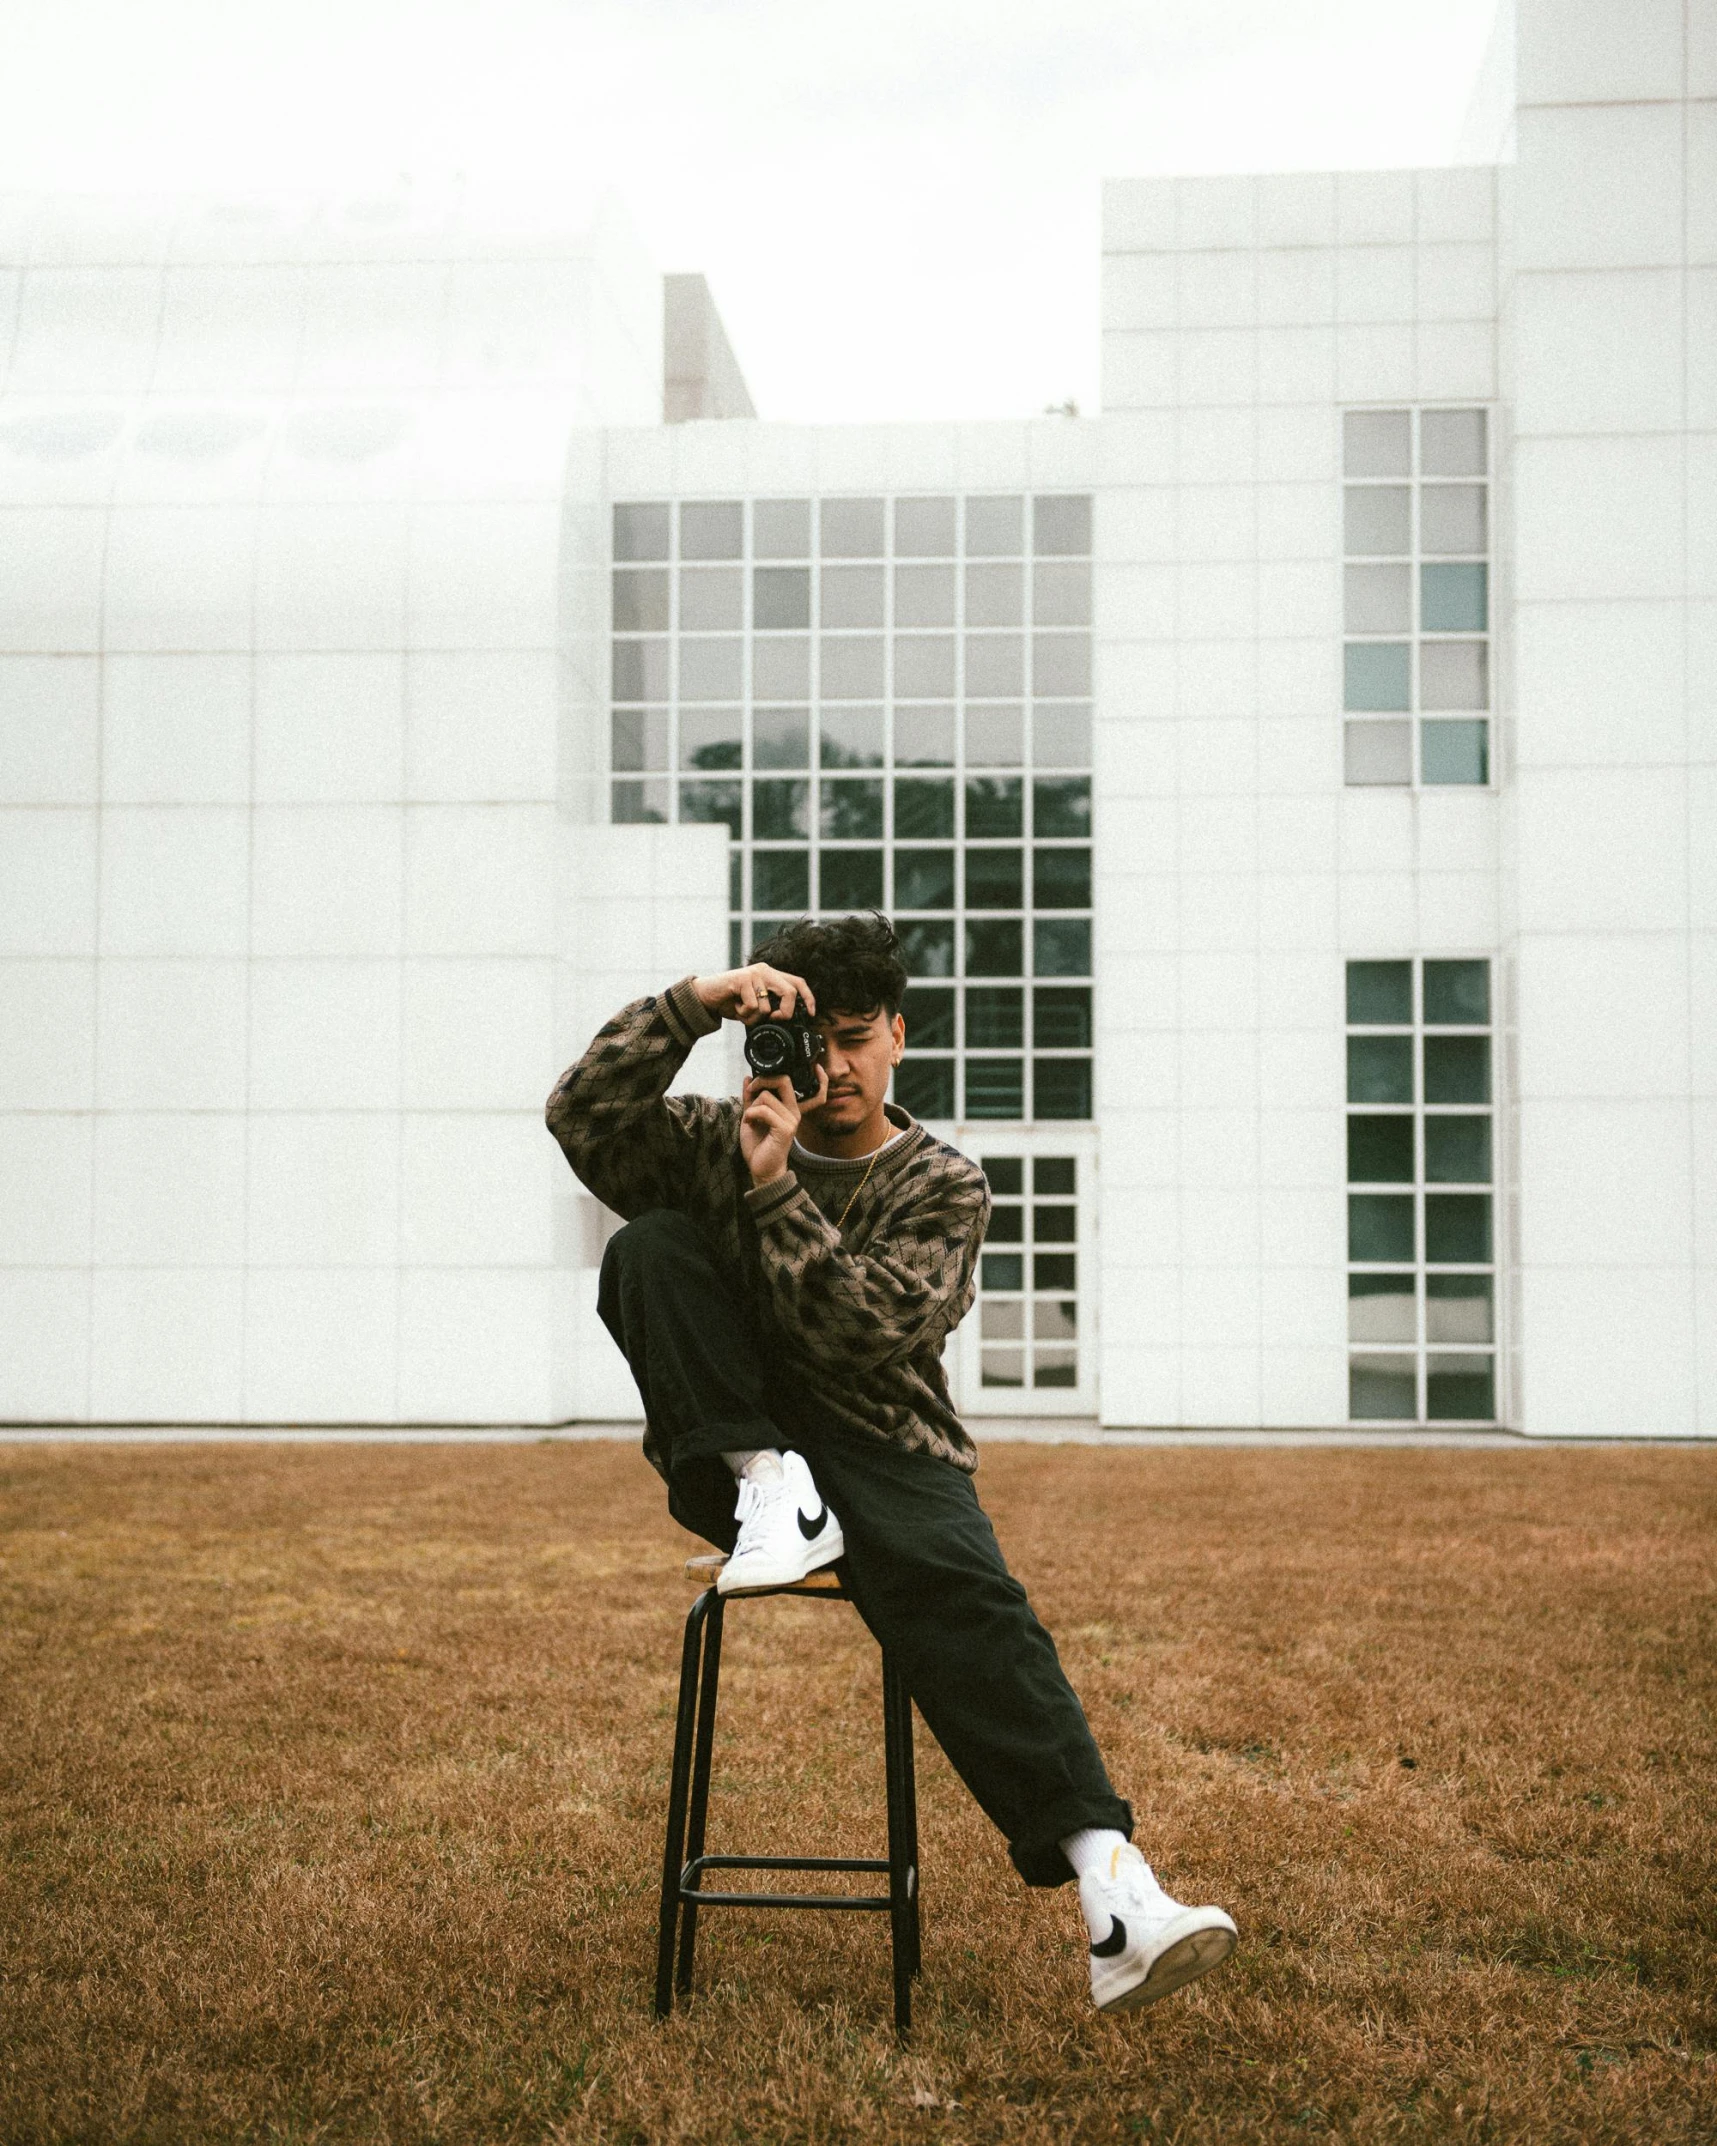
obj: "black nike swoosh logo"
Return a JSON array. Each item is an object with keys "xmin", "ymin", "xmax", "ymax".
[
  {"xmin": 1090, "ymin": 1916, "xmax": 1127, "ymax": 1959},
  {"xmin": 797, "ymin": 1502, "xmax": 828, "ymax": 1540}
]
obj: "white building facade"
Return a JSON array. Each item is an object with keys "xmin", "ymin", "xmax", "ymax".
[
  {"xmin": 0, "ymin": 186, "xmax": 732, "ymax": 1426},
  {"xmin": 1, "ymin": 0, "xmax": 1711, "ymax": 1434}
]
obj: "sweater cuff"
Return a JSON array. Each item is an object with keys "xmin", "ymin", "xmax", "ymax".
[
  {"xmin": 743, "ymin": 1172, "xmax": 802, "ymax": 1223},
  {"xmin": 660, "ymin": 975, "xmax": 722, "ymax": 1050}
]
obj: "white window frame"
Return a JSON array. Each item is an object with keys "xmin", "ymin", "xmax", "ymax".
[{"xmin": 946, "ymin": 1124, "xmax": 1098, "ymax": 1419}]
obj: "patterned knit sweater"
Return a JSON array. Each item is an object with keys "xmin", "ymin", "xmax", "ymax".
[{"xmin": 545, "ymin": 977, "xmax": 991, "ymax": 1473}]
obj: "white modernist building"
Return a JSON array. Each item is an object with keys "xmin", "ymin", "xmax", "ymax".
[{"xmin": 0, "ymin": 0, "xmax": 1711, "ymax": 1435}]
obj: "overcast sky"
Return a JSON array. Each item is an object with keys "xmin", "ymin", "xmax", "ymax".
[{"xmin": 0, "ymin": 0, "xmax": 1500, "ymax": 422}]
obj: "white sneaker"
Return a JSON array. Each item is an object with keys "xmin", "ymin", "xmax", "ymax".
[
  {"xmin": 715, "ymin": 1450, "xmax": 845, "ymax": 1595},
  {"xmin": 1080, "ymin": 1844, "xmax": 1238, "ymax": 2013}
]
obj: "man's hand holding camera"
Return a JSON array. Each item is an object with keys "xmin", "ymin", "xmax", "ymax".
[{"xmin": 692, "ymin": 963, "xmax": 826, "ymax": 1187}]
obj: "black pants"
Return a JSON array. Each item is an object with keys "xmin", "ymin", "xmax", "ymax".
[{"xmin": 598, "ymin": 1208, "xmax": 1131, "ymax": 1886}]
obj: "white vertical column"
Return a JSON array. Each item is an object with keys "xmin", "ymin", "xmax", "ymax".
[{"xmin": 1504, "ymin": 0, "xmax": 1712, "ymax": 1436}]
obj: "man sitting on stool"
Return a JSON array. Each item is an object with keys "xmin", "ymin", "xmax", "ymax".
[{"xmin": 545, "ymin": 911, "xmax": 1237, "ymax": 2015}]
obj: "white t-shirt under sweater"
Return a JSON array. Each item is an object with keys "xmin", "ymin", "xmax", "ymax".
[{"xmin": 790, "ymin": 1126, "xmax": 907, "ymax": 1171}]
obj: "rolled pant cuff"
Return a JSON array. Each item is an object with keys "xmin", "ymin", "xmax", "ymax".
[
  {"xmin": 661, "ymin": 1419, "xmax": 780, "ymax": 1553},
  {"xmin": 667, "ymin": 1415, "xmax": 781, "ymax": 1465},
  {"xmin": 1008, "ymin": 1792, "xmax": 1135, "ymax": 1888}
]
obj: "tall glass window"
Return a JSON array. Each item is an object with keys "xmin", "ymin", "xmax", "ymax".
[
  {"xmin": 976, "ymin": 1154, "xmax": 1081, "ymax": 1392},
  {"xmin": 1342, "ymin": 408, "xmax": 1491, "ymax": 789},
  {"xmin": 1346, "ymin": 958, "xmax": 1496, "ymax": 1422},
  {"xmin": 609, "ymin": 494, "xmax": 1094, "ymax": 1125}
]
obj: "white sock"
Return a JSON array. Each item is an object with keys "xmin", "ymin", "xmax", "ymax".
[
  {"xmin": 721, "ymin": 1448, "xmax": 784, "ymax": 1484},
  {"xmin": 1060, "ymin": 1826, "xmax": 1132, "ymax": 1890}
]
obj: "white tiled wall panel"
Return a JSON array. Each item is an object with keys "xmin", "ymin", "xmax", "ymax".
[
  {"xmin": 1519, "ymin": 1268, "xmax": 1699, "ymax": 1440},
  {"xmin": 0, "ymin": 1272, "xmax": 91, "ymax": 1420},
  {"xmin": 1498, "ymin": 0, "xmax": 1712, "ymax": 1436},
  {"xmin": 1512, "ymin": 105, "xmax": 1685, "ymax": 273},
  {"xmin": 248, "ymin": 961, "xmax": 404, "ymax": 1112},
  {"xmin": 94, "ymin": 961, "xmax": 249, "ymax": 1112},
  {"xmin": 0, "ymin": 658, "xmax": 99, "ymax": 801},
  {"xmin": 244, "ymin": 1270, "xmax": 401, "ymax": 1423},
  {"xmin": 253, "ymin": 656, "xmax": 406, "ymax": 804},
  {"xmin": 0, "ymin": 1115, "xmax": 93, "ymax": 1264},
  {"xmin": 88, "ymin": 1268, "xmax": 246, "ymax": 1422},
  {"xmin": 1515, "ymin": 0, "xmax": 1686, "ymax": 106},
  {"xmin": 245, "ymin": 1115, "xmax": 402, "ymax": 1268},
  {"xmin": 0, "ymin": 809, "xmax": 97, "ymax": 953},
  {"xmin": 102, "ymin": 657, "xmax": 252, "ymax": 805},
  {"xmin": 0, "ymin": 187, "xmax": 687, "ymax": 1425},
  {"xmin": 92, "ymin": 1113, "xmax": 248, "ymax": 1267}
]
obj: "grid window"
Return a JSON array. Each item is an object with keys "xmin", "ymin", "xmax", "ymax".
[
  {"xmin": 1341, "ymin": 409, "xmax": 1490, "ymax": 790},
  {"xmin": 976, "ymin": 1156, "xmax": 1080, "ymax": 1390},
  {"xmin": 609, "ymin": 495, "xmax": 1094, "ymax": 1124},
  {"xmin": 1346, "ymin": 958, "xmax": 1496, "ymax": 1423}
]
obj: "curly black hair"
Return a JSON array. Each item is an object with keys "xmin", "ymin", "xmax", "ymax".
[{"xmin": 748, "ymin": 911, "xmax": 909, "ymax": 1018}]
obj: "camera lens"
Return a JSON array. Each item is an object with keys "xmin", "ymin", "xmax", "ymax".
[{"xmin": 747, "ymin": 1025, "xmax": 789, "ymax": 1071}]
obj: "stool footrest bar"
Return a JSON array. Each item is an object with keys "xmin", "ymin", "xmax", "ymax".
[
  {"xmin": 688, "ymin": 1854, "xmax": 888, "ymax": 1875},
  {"xmin": 681, "ymin": 1889, "xmax": 895, "ymax": 1910},
  {"xmin": 680, "ymin": 1852, "xmax": 896, "ymax": 1911}
]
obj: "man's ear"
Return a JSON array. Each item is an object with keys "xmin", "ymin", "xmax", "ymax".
[{"xmin": 891, "ymin": 1010, "xmax": 906, "ymax": 1066}]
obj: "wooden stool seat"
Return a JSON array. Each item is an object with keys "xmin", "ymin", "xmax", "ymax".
[
  {"xmin": 683, "ymin": 1551, "xmax": 844, "ymax": 1592},
  {"xmin": 655, "ymin": 1560, "xmax": 922, "ymax": 2035}
]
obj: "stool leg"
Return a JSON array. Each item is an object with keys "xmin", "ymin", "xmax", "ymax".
[
  {"xmin": 882, "ymin": 1651, "xmax": 913, "ymax": 2038},
  {"xmin": 655, "ymin": 1590, "xmax": 712, "ymax": 2020},
  {"xmin": 900, "ymin": 1675, "xmax": 921, "ymax": 1980},
  {"xmin": 675, "ymin": 1593, "xmax": 725, "ymax": 1997}
]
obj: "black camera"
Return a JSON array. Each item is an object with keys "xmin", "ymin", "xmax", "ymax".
[{"xmin": 743, "ymin": 1003, "xmax": 824, "ymax": 1102}]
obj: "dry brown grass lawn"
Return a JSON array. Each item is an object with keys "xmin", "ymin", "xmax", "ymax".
[{"xmin": 0, "ymin": 1441, "xmax": 1713, "ymax": 2146}]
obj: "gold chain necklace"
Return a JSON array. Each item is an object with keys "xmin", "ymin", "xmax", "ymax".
[{"xmin": 835, "ymin": 1136, "xmax": 889, "ymax": 1233}]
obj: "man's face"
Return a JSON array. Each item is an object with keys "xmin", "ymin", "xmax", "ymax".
[{"xmin": 800, "ymin": 1004, "xmax": 907, "ymax": 1136}]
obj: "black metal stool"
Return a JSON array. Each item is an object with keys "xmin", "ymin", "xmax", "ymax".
[{"xmin": 655, "ymin": 1553, "xmax": 922, "ymax": 2036}]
